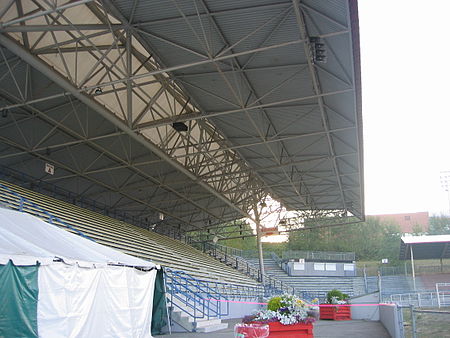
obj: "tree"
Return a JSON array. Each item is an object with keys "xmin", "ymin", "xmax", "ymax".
[
  {"xmin": 412, "ymin": 223, "xmax": 424, "ymax": 235},
  {"xmin": 429, "ymin": 215, "xmax": 450, "ymax": 235},
  {"xmin": 287, "ymin": 216, "xmax": 402, "ymax": 263}
]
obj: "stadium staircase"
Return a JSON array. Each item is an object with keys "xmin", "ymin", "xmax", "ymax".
[
  {"xmin": 0, "ymin": 180, "xmax": 263, "ymax": 332},
  {"xmin": 199, "ymin": 242, "xmax": 295, "ymax": 296},
  {"xmin": 199, "ymin": 243, "xmax": 367, "ymax": 301}
]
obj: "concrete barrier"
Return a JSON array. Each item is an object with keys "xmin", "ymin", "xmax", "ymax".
[
  {"xmin": 349, "ymin": 292, "xmax": 380, "ymax": 320},
  {"xmin": 379, "ymin": 303, "xmax": 403, "ymax": 338}
]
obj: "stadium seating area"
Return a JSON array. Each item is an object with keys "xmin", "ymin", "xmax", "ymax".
[
  {"xmin": 2, "ymin": 179, "xmax": 438, "ymax": 304},
  {"xmin": 0, "ymin": 180, "xmax": 259, "ymax": 288},
  {"xmin": 246, "ymin": 257, "xmax": 363, "ymax": 300},
  {"xmin": 418, "ymin": 273, "xmax": 450, "ymax": 290}
]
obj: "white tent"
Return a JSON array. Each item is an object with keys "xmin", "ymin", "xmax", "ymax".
[{"xmin": 0, "ymin": 207, "xmax": 160, "ymax": 338}]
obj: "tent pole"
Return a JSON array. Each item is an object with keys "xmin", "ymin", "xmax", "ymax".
[{"xmin": 410, "ymin": 245, "xmax": 416, "ymax": 292}]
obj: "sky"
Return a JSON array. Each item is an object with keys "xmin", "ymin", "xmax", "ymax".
[{"xmin": 358, "ymin": 1, "xmax": 450, "ymax": 216}]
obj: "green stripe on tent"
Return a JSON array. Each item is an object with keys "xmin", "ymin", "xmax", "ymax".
[
  {"xmin": 151, "ymin": 268, "xmax": 167, "ymax": 335},
  {"xmin": 0, "ymin": 260, "xmax": 39, "ymax": 338}
]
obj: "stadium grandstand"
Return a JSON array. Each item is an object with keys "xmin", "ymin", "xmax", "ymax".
[
  {"xmin": 384, "ymin": 235, "xmax": 450, "ymax": 309},
  {"xmin": 0, "ymin": 0, "xmax": 365, "ymax": 334}
]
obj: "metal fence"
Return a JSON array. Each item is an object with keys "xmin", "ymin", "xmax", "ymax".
[
  {"xmin": 379, "ymin": 264, "xmax": 450, "ymax": 277},
  {"xmin": 282, "ymin": 250, "xmax": 355, "ymax": 262},
  {"xmin": 401, "ymin": 305, "xmax": 450, "ymax": 338},
  {"xmin": 390, "ymin": 292, "xmax": 440, "ymax": 308},
  {"xmin": 436, "ymin": 283, "xmax": 450, "ymax": 308}
]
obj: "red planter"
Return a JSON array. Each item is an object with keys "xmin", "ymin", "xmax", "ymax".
[
  {"xmin": 267, "ymin": 322, "xmax": 314, "ymax": 338},
  {"xmin": 235, "ymin": 323, "xmax": 269, "ymax": 338},
  {"xmin": 319, "ymin": 305, "xmax": 351, "ymax": 320}
]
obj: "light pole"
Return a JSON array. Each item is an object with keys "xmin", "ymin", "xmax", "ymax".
[{"xmin": 440, "ymin": 171, "xmax": 450, "ymax": 215}]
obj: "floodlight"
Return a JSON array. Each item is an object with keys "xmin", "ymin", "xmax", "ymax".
[{"xmin": 172, "ymin": 122, "xmax": 189, "ymax": 132}]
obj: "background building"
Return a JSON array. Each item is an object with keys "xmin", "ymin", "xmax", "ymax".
[{"xmin": 372, "ymin": 212, "xmax": 429, "ymax": 233}]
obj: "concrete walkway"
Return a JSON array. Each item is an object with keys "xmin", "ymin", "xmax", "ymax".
[{"xmin": 159, "ymin": 319, "xmax": 390, "ymax": 338}]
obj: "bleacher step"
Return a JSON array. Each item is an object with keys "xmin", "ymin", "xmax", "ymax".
[
  {"xmin": 195, "ymin": 322, "xmax": 228, "ymax": 333},
  {"xmin": 195, "ymin": 318, "xmax": 222, "ymax": 328}
]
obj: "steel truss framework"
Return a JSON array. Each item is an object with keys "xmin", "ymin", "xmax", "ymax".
[{"xmin": 0, "ymin": 0, "xmax": 364, "ymax": 238}]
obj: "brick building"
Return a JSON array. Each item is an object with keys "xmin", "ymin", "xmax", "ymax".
[{"xmin": 372, "ymin": 212, "xmax": 429, "ymax": 233}]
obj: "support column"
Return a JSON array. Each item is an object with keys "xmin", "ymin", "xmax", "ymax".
[
  {"xmin": 253, "ymin": 204, "xmax": 265, "ymax": 284},
  {"xmin": 410, "ymin": 245, "xmax": 416, "ymax": 291}
]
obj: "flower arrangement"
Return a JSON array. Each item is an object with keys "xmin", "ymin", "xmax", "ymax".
[
  {"xmin": 243, "ymin": 294, "xmax": 319, "ymax": 325},
  {"xmin": 325, "ymin": 289, "xmax": 349, "ymax": 305},
  {"xmin": 320, "ymin": 289, "xmax": 351, "ymax": 320}
]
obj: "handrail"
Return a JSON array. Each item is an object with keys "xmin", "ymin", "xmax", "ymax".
[
  {"xmin": 164, "ymin": 268, "xmax": 230, "ymax": 320},
  {"xmin": 0, "ymin": 167, "xmax": 149, "ymax": 226},
  {"xmin": 165, "ymin": 268, "xmax": 266, "ymax": 300},
  {"xmin": 166, "ymin": 268, "xmax": 224, "ymax": 301},
  {"xmin": 0, "ymin": 168, "xmax": 196, "ymax": 239},
  {"xmin": 200, "ymin": 242, "xmax": 295, "ymax": 296},
  {"xmin": 0, "ymin": 182, "xmax": 93, "ymax": 241},
  {"xmin": 271, "ymin": 252, "xmax": 282, "ymax": 266},
  {"xmin": 170, "ymin": 274, "xmax": 266, "ymax": 300}
]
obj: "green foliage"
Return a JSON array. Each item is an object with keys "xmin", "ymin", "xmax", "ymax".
[
  {"xmin": 429, "ymin": 215, "xmax": 450, "ymax": 235},
  {"xmin": 412, "ymin": 223, "xmax": 424, "ymax": 234},
  {"xmin": 221, "ymin": 235, "xmax": 257, "ymax": 251},
  {"xmin": 213, "ymin": 222, "xmax": 257, "ymax": 250},
  {"xmin": 267, "ymin": 296, "xmax": 282, "ymax": 311},
  {"xmin": 326, "ymin": 289, "xmax": 347, "ymax": 304},
  {"xmin": 288, "ymin": 216, "xmax": 402, "ymax": 263},
  {"xmin": 262, "ymin": 242, "xmax": 288, "ymax": 256}
]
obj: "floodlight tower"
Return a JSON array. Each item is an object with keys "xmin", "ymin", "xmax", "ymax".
[{"xmin": 440, "ymin": 171, "xmax": 450, "ymax": 215}]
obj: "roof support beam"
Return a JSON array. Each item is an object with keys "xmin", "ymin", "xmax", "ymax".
[
  {"xmin": 0, "ymin": 94, "xmax": 224, "ymax": 225},
  {"xmin": 292, "ymin": 0, "xmax": 347, "ymax": 212},
  {"xmin": 136, "ymin": 89, "xmax": 352, "ymax": 130},
  {"xmin": 0, "ymin": 0, "xmax": 95, "ymax": 28},
  {"xmin": 0, "ymin": 32, "xmax": 255, "ymax": 223},
  {"xmin": 0, "ymin": 24, "xmax": 125, "ymax": 32}
]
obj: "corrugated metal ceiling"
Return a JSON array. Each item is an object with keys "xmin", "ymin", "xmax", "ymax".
[{"xmin": 0, "ymin": 0, "xmax": 364, "ymax": 236}]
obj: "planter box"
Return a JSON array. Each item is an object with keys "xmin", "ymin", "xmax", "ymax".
[
  {"xmin": 267, "ymin": 322, "xmax": 314, "ymax": 338},
  {"xmin": 235, "ymin": 323, "xmax": 269, "ymax": 338},
  {"xmin": 320, "ymin": 305, "xmax": 351, "ymax": 320}
]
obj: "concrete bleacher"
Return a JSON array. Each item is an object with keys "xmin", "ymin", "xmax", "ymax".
[
  {"xmin": 366, "ymin": 275, "xmax": 421, "ymax": 299},
  {"xmin": 246, "ymin": 257, "xmax": 362, "ymax": 300},
  {"xmin": 418, "ymin": 273, "xmax": 450, "ymax": 290},
  {"xmin": 0, "ymin": 180, "xmax": 259, "ymax": 287}
]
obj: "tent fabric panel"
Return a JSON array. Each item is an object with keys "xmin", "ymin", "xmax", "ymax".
[
  {"xmin": 151, "ymin": 268, "xmax": 168, "ymax": 335},
  {"xmin": 0, "ymin": 207, "xmax": 157, "ymax": 268},
  {"xmin": 37, "ymin": 263, "xmax": 156, "ymax": 338},
  {"xmin": 0, "ymin": 260, "xmax": 39, "ymax": 338}
]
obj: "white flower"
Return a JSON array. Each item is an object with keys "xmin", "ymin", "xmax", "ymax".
[{"xmin": 252, "ymin": 294, "xmax": 317, "ymax": 325}]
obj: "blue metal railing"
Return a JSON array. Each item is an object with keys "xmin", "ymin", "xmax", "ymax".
[
  {"xmin": 0, "ymin": 167, "xmax": 192, "ymax": 242},
  {"xmin": 0, "ymin": 182, "xmax": 93, "ymax": 241},
  {"xmin": 195, "ymin": 279, "xmax": 264, "ymax": 300},
  {"xmin": 199, "ymin": 242, "xmax": 294, "ymax": 296},
  {"xmin": 164, "ymin": 268, "xmax": 230, "ymax": 320},
  {"xmin": 0, "ymin": 165, "xmax": 153, "ymax": 229}
]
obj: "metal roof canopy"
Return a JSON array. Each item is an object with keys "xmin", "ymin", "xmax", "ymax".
[
  {"xmin": 400, "ymin": 235, "xmax": 450, "ymax": 260},
  {"xmin": 0, "ymin": 0, "xmax": 364, "ymax": 237}
]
